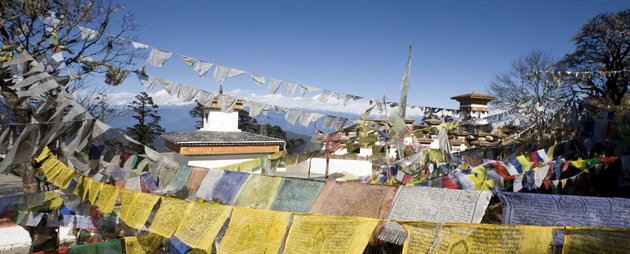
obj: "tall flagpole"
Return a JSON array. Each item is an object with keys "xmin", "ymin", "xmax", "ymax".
[{"xmin": 399, "ymin": 45, "xmax": 413, "ymax": 118}]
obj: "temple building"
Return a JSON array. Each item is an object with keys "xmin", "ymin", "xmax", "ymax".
[
  {"xmin": 162, "ymin": 101, "xmax": 286, "ymax": 168},
  {"xmin": 451, "ymin": 92, "xmax": 496, "ymax": 119}
]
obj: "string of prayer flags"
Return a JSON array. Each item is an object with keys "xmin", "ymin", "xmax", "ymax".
[
  {"xmin": 270, "ymin": 178, "xmax": 325, "ymax": 213},
  {"xmin": 147, "ymin": 48, "xmax": 172, "ymax": 67},
  {"xmin": 149, "ymin": 197, "xmax": 193, "ymax": 237},
  {"xmin": 282, "ymin": 214, "xmax": 379, "ymax": 254},
  {"xmin": 218, "ymin": 207, "xmax": 291, "ymax": 254},
  {"xmin": 497, "ymin": 192, "xmax": 630, "ymax": 228},
  {"xmin": 309, "ymin": 181, "xmax": 397, "ymax": 219},
  {"xmin": 173, "ymin": 203, "xmax": 232, "ymax": 252},
  {"xmin": 379, "ymin": 186, "xmax": 492, "ymax": 244},
  {"xmin": 233, "ymin": 174, "xmax": 283, "ymax": 209},
  {"xmin": 401, "ymin": 222, "xmax": 556, "ymax": 254}
]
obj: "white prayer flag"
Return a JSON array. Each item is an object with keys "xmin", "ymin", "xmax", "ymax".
[
  {"xmin": 193, "ymin": 60, "xmax": 214, "ymax": 77},
  {"xmin": 147, "ymin": 48, "xmax": 172, "ymax": 67}
]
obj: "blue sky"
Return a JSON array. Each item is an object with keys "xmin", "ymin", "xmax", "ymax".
[{"xmin": 106, "ymin": 0, "xmax": 628, "ymax": 112}]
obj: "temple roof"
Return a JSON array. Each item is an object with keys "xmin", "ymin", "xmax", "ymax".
[
  {"xmin": 450, "ymin": 92, "xmax": 496, "ymax": 101},
  {"xmin": 162, "ymin": 130, "xmax": 285, "ymax": 146}
]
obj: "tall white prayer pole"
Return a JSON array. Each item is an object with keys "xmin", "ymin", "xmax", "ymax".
[{"xmin": 399, "ymin": 45, "xmax": 412, "ymax": 118}]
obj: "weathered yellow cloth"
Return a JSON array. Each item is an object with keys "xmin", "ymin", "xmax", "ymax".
[
  {"xmin": 49, "ymin": 165, "xmax": 75, "ymax": 189},
  {"xmin": 218, "ymin": 158, "xmax": 262, "ymax": 172},
  {"xmin": 233, "ymin": 174, "xmax": 282, "ymax": 209},
  {"xmin": 283, "ymin": 214, "xmax": 379, "ymax": 254},
  {"xmin": 401, "ymin": 222, "xmax": 555, "ymax": 254},
  {"xmin": 33, "ymin": 147, "xmax": 51, "ymax": 163},
  {"xmin": 119, "ymin": 192, "xmax": 160, "ymax": 229},
  {"xmin": 73, "ymin": 175, "xmax": 85, "ymax": 196},
  {"xmin": 562, "ymin": 226, "xmax": 630, "ymax": 254},
  {"xmin": 41, "ymin": 158, "xmax": 62, "ymax": 179},
  {"xmin": 124, "ymin": 233, "xmax": 163, "ymax": 254},
  {"xmin": 87, "ymin": 178, "xmax": 103, "ymax": 204},
  {"xmin": 516, "ymin": 155, "xmax": 531, "ymax": 172},
  {"xmin": 149, "ymin": 197, "xmax": 193, "ymax": 237},
  {"xmin": 218, "ymin": 207, "xmax": 291, "ymax": 254},
  {"xmin": 174, "ymin": 203, "xmax": 232, "ymax": 252},
  {"xmin": 118, "ymin": 189, "xmax": 136, "ymax": 218},
  {"xmin": 94, "ymin": 184, "xmax": 120, "ymax": 214}
]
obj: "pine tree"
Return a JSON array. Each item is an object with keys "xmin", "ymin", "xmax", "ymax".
[{"xmin": 127, "ymin": 92, "xmax": 165, "ymax": 153}]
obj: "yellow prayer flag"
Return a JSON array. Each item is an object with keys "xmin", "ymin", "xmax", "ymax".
[
  {"xmin": 124, "ymin": 233, "xmax": 163, "ymax": 254},
  {"xmin": 429, "ymin": 149, "xmax": 445, "ymax": 163},
  {"xmin": 174, "ymin": 203, "xmax": 233, "ymax": 252},
  {"xmin": 82, "ymin": 177, "xmax": 93, "ymax": 201},
  {"xmin": 42, "ymin": 158, "xmax": 63, "ymax": 179},
  {"xmin": 74, "ymin": 175, "xmax": 85, "ymax": 196},
  {"xmin": 149, "ymin": 197, "xmax": 193, "ymax": 237},
  {"xmin": 516, "ymin": 155, "xmax": 531, "ymax": 172},
  {"xmin": 87, "ymin": 178, "xmax": 103, "ymax": 204},
  {"xmin": 218, "ymin": 207, "xmax": 291, "ymax": 254},
  {"xmin": 283, "ymin": 214, "xmax": 379, "ymax": 254},
  {"xmin": 546, "ymin": 145, "xmax": 555, "ymax": 160},
  {"xmin": 443, "ymin": 121, "xmax": 459, "ymax": 130},
  {"xmin": 118, "ymin": 189, "xmax": 136, "ymax": 219},
  {"xmin": 401, "ymin": 222, "xmax": 555, "ymax": 254},
  {"xmin": 561, "ymin": 179, "xmax": 568, "ymax": 188},
  {"xmin": 49, "ymin": 165, "xmax": 75, "ymax": 189},
  {"xmin": 124, "ymin": 236, "xmax": 143, "ymax": 254},
  {"xmin": 119, "ymin": 192, "xmax": 160, "ymax": 230},
  {"xmin": 468, "ymin": 166, "xmax": 487, "ymax": 190},
  {"xmin": 562, "ymin": 226, "xmax": 630, "ymax": 254},
  {"xmin": 43, "ymin": 191, "xmax": 64, "ymax": 211},
  {"xmin": 484, "ymin": 179, "xmax": 494, "ymax": 190},
  {"xmin": 0, "ymin": 51, "xmax": 13, "ymax": 62},
  {"xmin": 95, "ymin": 184, "xmax": 120, "ymax": 214},
  {"xmin": 218, "ymin": 158, "xmax": 262, "ymax": 172},
  {"xmin": 34, "ymin": 147, "xmax": 52, "ymax": 163},
  {"xmin": 269, "ymin": 150, "xmax": 287, "ymax": 160},
  {"xmin": 569, "ymin": 159, "xmax": 587, "ymax": 171}
]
